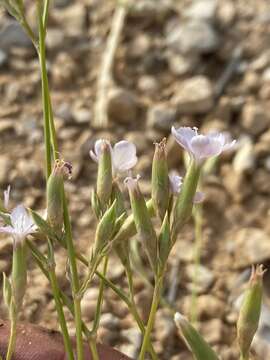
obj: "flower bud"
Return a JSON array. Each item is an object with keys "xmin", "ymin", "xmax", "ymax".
[
  {"xmin": 152, "ymin": 138, "xmax": 170, "ymax": 221},
  {"xmin": 93, "ymin": 200, "xmax": 116, "ymax": 256},
  {"xmin": 47, "ymin": 160, "xmax": 70, "ymax": 234},
  {"xmin": 125, "ymin": 177, "xmax": 157, "ymax": 272},
  {"xmin": 237, "ymin": 265, "xmax": 266, "ymax": 360},
  {"xmin": 158, "ymin": 212, "xmax": 171, "ymax": 270},
  {"xmin": 172, "ymin": 161, "xmax": 201, "ymax": 241},
  {"xmin": 11, "ymin": 242, "xmax": 27, "ymax": 312},
  {"xmin": 96, "ymin": 141, "xmax": 113, "ymax": 210},
  {"xmin": 174, "ymin": 312, "xmax": 219, "ymax": 360}
]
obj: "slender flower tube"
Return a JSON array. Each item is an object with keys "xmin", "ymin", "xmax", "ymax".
[
  {"xmin": 125, "ymin": 176, "xmax": 158, "ymax": 272},
  {"xmin": 174, "ymin": 312, "xmax": 219, "ymax": 360},
  {"xmin": 151, "ymin": 138, "xmax": 170, "ymax": 221},
  {"xmin": 171, "ymin": 161, "xmax": 201, "ymax": 240},
  {"xmin": 237, "ymin": 265, "xmax": 266, "ymax": 360},
  {"xmin": 171, "ymin": 126, "xmax": 236, "ymax": 164},
  {"xmin": 90, "ymin": 139, "xmax": 137, "ymax": 175}
]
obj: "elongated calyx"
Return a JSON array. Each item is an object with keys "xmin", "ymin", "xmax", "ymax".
[
  {"xmin": 125, "ymin": 176, "xmax": 158, "ymax": 272},
  {"xmin": 152, "ymin": 138, "xmax": 170, "ymax": 221},
  {"xmin": 172, "ymin": 161, "xmax": 201, "ymax": 240},
  {"xmin": 96, "ymin": 140, "xmax": 113, "ymax": 210},
  {"xmin": 47, "ymin": 160, "xmax": 71, "ymax": 234},
  {"xmin": 174, "ymin": 312, "xmax": 219, "ymax": 360},
  {"xmin": 237, "ymin": 265, "xmax": 266, "ymax": 360}
]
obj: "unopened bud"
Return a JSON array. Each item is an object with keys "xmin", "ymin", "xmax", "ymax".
[
  {"xmin": 172, "ymin": 161, "xmax": 201, "ymax": 241},
  {"xmin": 96, "ymin": 141, "xmax": 113, "ymax": 210},
  {"xmin": 174, "ymin": 312, "xmax": 219, "ymax": 360},
  {"xmin": 125, "ymin": 176, "xmax": 157, "ymax": 272},
  {"xmin": 93, "ymin": 201, "xmax": 116, "ymax": 256},
  {"xmin": 11, "ymin": 242, "xmax": 27, "ymax": 312},
  {"xmin": 237, "ymin": 265, "xmax": 266, "ymax": 360},
  {"xmin": 47, "ymin": 160, "xmax": 70, "ymax": 233},
  {"xmin": 152, "ymin": 138, "xmax": 170, "ymax": 221}
]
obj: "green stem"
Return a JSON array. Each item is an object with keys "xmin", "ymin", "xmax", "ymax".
[
  {"xmin": 5, "ymin": 315, "xmax": 17, "ymax": 360},
  {"xmin": 37, "ymin": 2, "xmax": 52, "ymax": 179},
  {"xmin": 139, "ymin": 276, "xmax": 163, "ymax": 360},
  {"xmin": 48, "ymin": 265, "xmax": 74, "ymax": 360},
  {"xmin": 126, "ymin": 268, "xmax": 158, "ymax": 360},
  {"xmin": 91, "ymin": 257, "xmax": 108, "ymax": 336},
  {"xmin": 190, "ymin": 204, "xmax": 203, "ymax": 325},
  {"xmin": 26, "ymin": 240, "xmax": 91, "ymax": 339},
  {"xmin": 89, "ymin": 338, "xmax": 99, "ymax": 360},
  {"xmin": 63, "ymin": 195, "xmax": 84, "ymax": 360}
]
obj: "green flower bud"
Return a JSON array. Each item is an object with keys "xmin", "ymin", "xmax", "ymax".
[
  {"xmin": 96, "ymin": 141, "xmax": 113, "ymax": 210},
  {"xmin": 11, "ymin": 242, "xmax": 27, "ymax": 312},
  {"xmin": 174, "ymin": 312, "xmax": 219, "ymax": 360},
  {"xmin": 172, "ymin": 161, "xmax": 201, "ymax": 241},
  {"xmin": 125, "ymin": 177, "xmax": 157, "ymax": 272},
  {"xmin": 47, "ymin": 160, "xmax": 70, "ymax": 234},
  {"xmin": 237, "ymin": 265, "xmax": 266, "ymax": 360},
  {"xmin": 152, "ymin": 138, "xmax": 170, "ymax": 221},
  {"xmin": 158, "ymin": 212, "xmax": 171, "ymax": 270},
  {"xmin": 93, "ymin": 200, "xmax": 116, "ymax": 256}
]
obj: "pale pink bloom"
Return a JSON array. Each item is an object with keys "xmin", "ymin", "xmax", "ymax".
[
  {"xmin": 90, "ymin": 139, "xmax": 137, "ymax": 174},
  {"xmin": 171, "ymin": 126, "xmax": 236, "ymax": 164},
  {"xmin": 169, "ymin": 171, "xmax": 183, "ymax": 195},
  {"xmin": 0, "ymin": 205, "xmax": 35, "ymax": 245},
  {"xmin": 169, "ymin": 171, "xmax": 204, "ymax": 203}
]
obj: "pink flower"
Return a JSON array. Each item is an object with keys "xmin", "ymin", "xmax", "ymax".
[
  {"xmin": 90, "ymin": 139, "xmax": 137, "ymax": 174},
  {"xmin": 0, "ymin": 205, "xmax": 35, "ymax": 245},
  {"xmin": 171, "ymin": 126, "xmax": 236, "ymax": 164},
  {"xmin": 169, "ymin": 171, "xmax": 204, "ymax": 203}
]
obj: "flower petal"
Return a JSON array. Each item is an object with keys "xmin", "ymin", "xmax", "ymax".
[
  {"xmin": 10, "ymin": 205, "xmax": 34, "ymax": 236},
  {"xmin": 193, "ymin": 191, "xmax": 205, "ymax": 204},
  {"xmin": 112, "ymin": 141, "xmax": 137, "ymax": 173},
  {"xmin": 171, "ymin": 126, "xmax": 197, "ymax": 154},
  {"xmin": 190, "ymin": 134, "xmax": 223, "ymax": 162},
  {"xmin": 90, "ymin": 139, "xmax": 112, "ymax": 163},
  {"xmin": 169, "ymin": 172, "xmax": 183, "ymax": 195},
  {"xmin": 0, "ymin": 225, "xmax": 16, "ymax": 235}
]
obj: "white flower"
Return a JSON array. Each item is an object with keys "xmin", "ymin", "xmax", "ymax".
[
  {"xmin": 171, "ymin": 126, "xmax": 236, "ymax": 164},
  {"xmin": 169, "ymin": 171, "xmax": 204, "ymax": 203},
  {"xmin": 0, "ymin": 205, "xmax": 35, "ymax": 244},
  {"xmin": 90, "ymin": 139, "xmax": 137, "ymax": 174},
  {"xmin": 169, "ymin": 171, "xmax": 183, "ymax": 195}
]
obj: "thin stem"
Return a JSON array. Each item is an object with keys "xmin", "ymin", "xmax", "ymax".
[
  {"xmin": 26, "ymin": 240, "xmax": 91, "ymax": 339},
  {"xmin": 91, "ymin": 257, "xmax": 108, "ymax": 336},
  {"xmin": 89, "ymin": 338, "xmax": 99, "ymax": 360},
  {"xmin": 42, "ymin": 0, "xmax": 50, "ymax": 29},
  {"xmin": 37, "ymin": 2, "xmax": 52, "ymax": 179},
  {"xmin": 5, "ymin": 315, "xmax": 17, "ymax": 360},
  {"xmin": 48, "ymin": 265, "xmax": 74, "ymax": 360},
  {"xmin": 63, "ymin": 195, "xmax": 84, "ymax": 360},
  {"xmin": 190, "ymin": 204, "xmax": 203, "ymax": 325},
  {"xmin": 139, "ymin": 276, "xmax": 163, "ymax": 360}
]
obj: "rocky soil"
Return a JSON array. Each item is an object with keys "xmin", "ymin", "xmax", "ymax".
[{"xmin": 1, "ymin": 0, "xmax": 270, "ymax": 359}]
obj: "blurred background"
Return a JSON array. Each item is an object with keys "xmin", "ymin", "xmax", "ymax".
[{"xmin": 1, "ymin": 0, "xmax": 270, "ymax": 358}]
